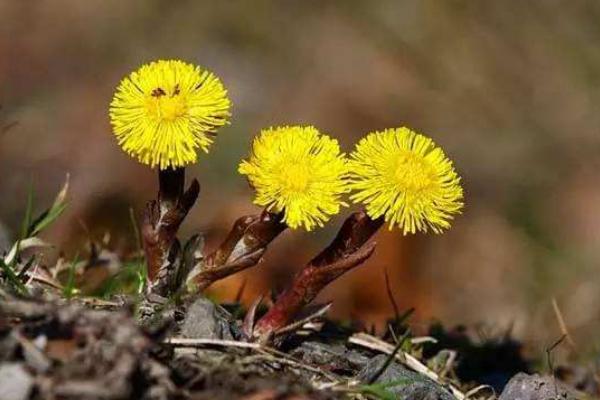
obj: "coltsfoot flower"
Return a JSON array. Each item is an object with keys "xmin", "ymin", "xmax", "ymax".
[
  {"xmin": 348, "ymin": 127, "xmax": 463, "ymax": 234},
  {"xmin": 239, "ymin": 126, "xmax": 348, "ymax": 231},
  {"xmin": 109, "ymin": 59, "xmax": 231, "ymax": 169}
]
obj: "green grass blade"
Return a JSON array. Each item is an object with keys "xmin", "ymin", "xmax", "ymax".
[
  {"xmin": 29, "ymin": 175, "xmax": 69, "ymax": 237},
  {"xmin": 30, "ymin": 202, "xmax": 68, "ymax": 237}
]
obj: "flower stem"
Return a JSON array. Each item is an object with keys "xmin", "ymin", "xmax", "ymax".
[
  {"xmin": 158, "ymin": 167, "xmax": 185, "ymax": 214},
  {"xmin": 253, "ymin": 210, "xmax": 383, "ymax": 342},
  {"xmin": 142, "ymin": 167, "xmax": 199, "ymax": 292}
]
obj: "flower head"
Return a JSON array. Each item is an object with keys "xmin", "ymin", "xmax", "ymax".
[
  {"xmin": 348, "ymin": 127, "xmax": 463, "ymax": 234},
  {"xmin": 109, "ymin": 60, "xmax": 231, "ymax": 169},
  {"xmin": 239, "ymin": 126, "xmax": 348, "ymax": 231}
]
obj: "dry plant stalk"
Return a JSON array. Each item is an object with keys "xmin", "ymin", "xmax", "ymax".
[{"xmin": 252, "ymin": 211, "xmax": 383, "ymax": 342}]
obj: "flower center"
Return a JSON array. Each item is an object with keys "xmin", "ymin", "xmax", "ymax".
[
  {"xmin": 146, "ymin": 86, "xmax": 187, "ymax": 122},
  {"xmin": 280, "ymin": 163, "xmax": 310, "ymax": 193},
  {"xmin": 394, "ymin": 153, "xmax": 436, "ymax": 193}
]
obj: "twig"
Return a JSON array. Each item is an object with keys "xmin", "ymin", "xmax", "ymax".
[
  {"xmin": 546, "ymin": 334, "xmax": 566, "ymax": 376},
  {"xmin": 551, "ymin": 298, "xmax": 577, "ymax": 351},
  {"xmin": 384, "ymin": 268, "xmax": 399, "ymax": 320},
  {"xmin": 27, "ymin": 267, "xmax": 63, "ymax": 290},
  {"xmin": 410, "ymin": 336, "xmax": 438, "ymax": 345},
  {"xmin": 464, "ymin": 385, "xmax": 495, "ymax": 399},
  {"xmin": 164, "ymin": 337, "xmax": 261, "ymax": 350},
  {"xmin": 77, "ymin": 297, "xmax": 123, "ymax": 308},
  {"xmin": 348, "ymin": 333, "xmax": 466, "ymax": 400},
  {"xmin": 273, "ymin": 302, "xmax": 332, "ymax": 337}
]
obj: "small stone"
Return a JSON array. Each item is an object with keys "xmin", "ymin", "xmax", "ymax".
[
  {"xmin": 499, "ymin": 373, "xmax": 576, "ymax": 400},
  {"xmin": 294, "ymin": 341, "xmax": 345, "ymax": 364},
  {"xmin": 291, "ymin": 341, "xmax": 369, "ymax": 371},
  {"xmin": 357, "ymin": 354, "xmax": 454, "ymax": 400},
  {"xmin": 346, "ymin": 350, "xmax": 371, "ymax": 369},
  {"xmin": 0, "ymin": 363, "xmax": 34, "ymax": 400},
  {"xmin": 181, "ymin": 298, "xmax": 233, "ymax": 340}
]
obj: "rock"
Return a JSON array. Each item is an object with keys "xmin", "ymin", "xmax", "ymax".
[
  {"xmin": 0, "ymin": 363, "xmax": 33, "ymax": 400},
  {"xmin": 357, "ymin": 354, "xmax": 454, "ymax": 400},
  {"xmin": 499, "ymin": 373, "xmax": 576, "ymax": 400},
  {"xmin": 291, "ymin": 341, "xmax": 369, "ymax": 372},
  {"xmin": 180, "ymin": 298, "xmax": 233, "ymax": 340}
]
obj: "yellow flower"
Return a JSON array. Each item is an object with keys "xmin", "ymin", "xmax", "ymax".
[
  {"xmin": 239, "ymin": 126, "xmax": 348, "ymax": 231},
  {"xmin": 109, "ymin": 59, "xmax": 231, "ymax": 169},
  {"xmin": 348, "ymin": 127, "xmax": 463, "ymax": 234}
]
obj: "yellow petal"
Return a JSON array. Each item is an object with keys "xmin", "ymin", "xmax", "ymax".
[{"xmin": 109, "ymin": 59, "xmax": 231, "ymax": 169}]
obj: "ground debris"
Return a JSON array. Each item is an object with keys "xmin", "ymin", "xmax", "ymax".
[
  {"xmin": 1, "ymin": 296, "xmax": 155, "ymax": 399},
  {"xmin": 0, "ymin": 295, "xmax": 337, "ymax": 399},
  {"xmin": 0, "ymin": 293, "xmax": 593, "ymax": 400},
  {"xmin": 170, "ymin": 354, "xmax": 335, "ymax": 400}
]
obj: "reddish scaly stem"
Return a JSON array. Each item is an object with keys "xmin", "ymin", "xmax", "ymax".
[
  {"xmin": 142, "ymin": 168, "xmax": 199, "ymax": 295},
  {"xmin": 187, "ymin": 210, "xmax": 286, "ymax": 292},
  {"xmin": 253, "ymin": 211, "xmax": 383, "ymax": 342}
]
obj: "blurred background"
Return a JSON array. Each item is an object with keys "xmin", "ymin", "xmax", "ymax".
[{"xmin": 1, "ymin": 0, "xmax": 599, "ymax": 360}]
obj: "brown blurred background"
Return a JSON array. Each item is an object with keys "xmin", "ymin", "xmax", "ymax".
[{"xmin": 1, "ymin": 1, "xmax": 600, "ymax": 359}]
